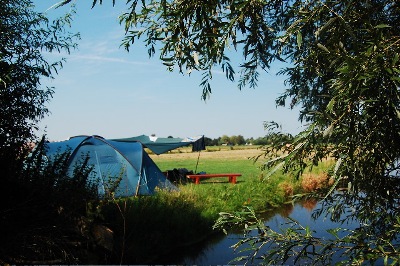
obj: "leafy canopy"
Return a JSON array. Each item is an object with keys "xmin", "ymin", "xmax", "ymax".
[
  {"xmin": 0, "ymin": 0, "xmax": 79, "ymax": 176},
  {"xmin": 66, "ymin": 0, "xmax": 400, "ymax": 263},
  {"xmin": 96, "ymin": 0, "xmax": 400, "ymax": 183}
]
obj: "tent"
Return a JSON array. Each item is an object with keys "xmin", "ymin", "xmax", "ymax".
[
  {"xmin": 44, "ymin": 135, "xmax": 177, "ymax": 197},
  {"xmin": 112, "ymin": 135, "xmax": 205, "ymax": 155}
]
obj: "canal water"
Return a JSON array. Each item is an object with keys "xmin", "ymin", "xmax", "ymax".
[{"xmin": 159, "ymin": 200, "xmax": 359, "ymax": 264}]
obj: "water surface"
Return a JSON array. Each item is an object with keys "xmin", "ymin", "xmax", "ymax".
[{"xmin": 159, "ymin": 200, "xmax": 358, "ymax": 264}]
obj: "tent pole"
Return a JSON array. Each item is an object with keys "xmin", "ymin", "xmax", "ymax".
[
  {"xmin": 195, "ymin": 151, "xmax": 201, "ymax": 174},
  {"xmin": 94, "ymin": 151, "xmax": 106, "ymax": 195}
]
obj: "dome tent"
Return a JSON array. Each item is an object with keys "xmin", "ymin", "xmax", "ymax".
[{"xmin": 44, "ymin": 135, "xmax": 177, "ymax": 197}]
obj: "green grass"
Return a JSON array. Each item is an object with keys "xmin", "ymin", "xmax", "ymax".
[
  {"xmin": 156, "ymin": 157, "xmax": 263, "ymax": 179},
  {"xmin": 152, "ymin": 149, "xmax": 300, "ymax": 218},
  {"xmin": 102, "ymin": 147, "xmax": 333, "ymax": 263}
]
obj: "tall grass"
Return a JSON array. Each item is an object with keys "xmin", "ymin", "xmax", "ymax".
[{"xmin": 101, "ymin": 193, "xmax": 215, "ymax": 264}]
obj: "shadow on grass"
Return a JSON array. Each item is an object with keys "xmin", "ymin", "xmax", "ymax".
[{"xmin": 101, "ymin": 192, "xmax": 216, "ymax": 264}]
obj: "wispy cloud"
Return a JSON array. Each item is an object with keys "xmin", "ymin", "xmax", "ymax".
[{"xmin": 68, "ymin": 53, "xmax": 150, "ymax": 65}]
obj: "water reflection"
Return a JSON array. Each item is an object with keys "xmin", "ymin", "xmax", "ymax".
[
  {"xmin": 158, "ymin": 200, "xmax": 355, "ymax": 265},
  {"xmin": 301, "ymin": 197, "xmax": 319, "ymax": 211}
]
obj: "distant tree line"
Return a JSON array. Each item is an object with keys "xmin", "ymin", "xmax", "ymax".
[{"xmin": 202, "ymin": 133, "xmax": 293, "ymax": 146}]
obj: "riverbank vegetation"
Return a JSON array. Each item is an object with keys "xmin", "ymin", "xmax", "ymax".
[
  {"xmin": 99, "ymin": 147, "xmax": 335, "ymax": 264},
  {"xmin": 1, "ymin": 141, "xmax": 333, "ymax": 264}
]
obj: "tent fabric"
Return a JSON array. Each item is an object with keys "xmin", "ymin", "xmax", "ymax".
[
  {"xmin": 112, "ymin": 135, "xmax": 206, "ymax": 155},
  {"xmin": 44, "ymin": 135, "xmax": 177, "ymax": 197}
]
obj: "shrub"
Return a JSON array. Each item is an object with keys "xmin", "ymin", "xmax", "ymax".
[
  {"xmin": 300, "ymin": 173, "xmax": 333, "ymax": 193},
  {"xmin": 278, "ymin": 181, "xmax": 294, "ymax": 199}
]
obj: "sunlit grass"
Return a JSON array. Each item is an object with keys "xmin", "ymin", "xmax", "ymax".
[{"xmin": 152, "ymin": 148, "xmax": 302, "ymax": 217}]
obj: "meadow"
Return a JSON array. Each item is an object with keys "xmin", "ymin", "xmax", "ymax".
[{"xmin": 150, "ymin": 146, "xmax": 298, "ymax": 215}]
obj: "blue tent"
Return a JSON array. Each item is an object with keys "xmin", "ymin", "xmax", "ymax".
[{"xmin": 44, "ymin": 135, "xmax": 177, "ymax": 197}]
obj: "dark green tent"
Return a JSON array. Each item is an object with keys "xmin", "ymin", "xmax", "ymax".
[{"xmin": 112, "ymin": 135, "xmax": 205, "ymax": 155}]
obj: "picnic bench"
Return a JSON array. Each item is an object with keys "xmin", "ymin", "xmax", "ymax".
[{"xmin": 186, "ymin": 173, "xmax": 242, "ymax": 184}]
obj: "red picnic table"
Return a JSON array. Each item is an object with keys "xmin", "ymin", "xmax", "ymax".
[{"xmin": 186, "ymin": 173, "xmax": 242, "ymax": 184}]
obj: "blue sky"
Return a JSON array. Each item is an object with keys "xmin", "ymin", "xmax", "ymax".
[{"xmin": 35, "ymin": 1, "xmax": 303, "ymax": 141}]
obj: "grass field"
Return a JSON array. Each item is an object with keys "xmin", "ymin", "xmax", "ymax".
[
  {"xmin": 150, "ymin": 146, "xmax": 335, "ymax": 215},
  {"xmin": 150, "ymin": 147, "xmax": 264, "ymax": 179},
  {"xmin": 149, "ymin": 146, "xmax": 303, "ymax": 216}
]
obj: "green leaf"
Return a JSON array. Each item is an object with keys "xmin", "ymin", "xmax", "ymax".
[
  {"xmin": 378, "ymin": 245, "xmax": 385, "ymax": 253},
  {"xmin": 315, "ymin": 17, "xmax": 337, "ymax": 38},
  {"xmin": 162, "ymin": 61, "xmax": 174, "ymax": 66},
  {"xmin": 297, "ymin": 31, "xmax": 302, "ymax": 49},
  {"xmin": 374, "ymin": 24, "xmax": 391, "ymax": 29},
  {"xmin": 392, "ymin": 53, "xmax": 399, "ymax": 66},
  {"xmin": 287, "ymin": 18, "xmax": 303, "ymax": 33},
  {"xmin": 326, "ymin": 228, "xmax": 340, "ymax": 239},
  {"xmin": 317, "ymin": 43, "xmax": 330, "ymax": 53},
  {"xmin": 323, "ymin": 123, "xmax": 334, "ymax": 138},
  {"xmin": 326, "ymin": 97, "xmax": 336, "ymax": 112},
  {"xmin": 161, "ymin": 57, "xmax": 174, "ymax": 62},
  {"xmin": 385, "ymin": 68, "xmax": 393, "ymax": 74},
  {"xmin": 348, "ymin": 181, "xmax": 352, "ymax": 191}
]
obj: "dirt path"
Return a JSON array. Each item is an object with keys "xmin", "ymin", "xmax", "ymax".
[{"xmin": 149, "ymin": 148, "xmax": 263, "ymax": 161}]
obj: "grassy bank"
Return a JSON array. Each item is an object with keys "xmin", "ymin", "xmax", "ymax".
[
  {"xmin": 102, "ymin": 147, "xmax": 333, "ymax": 263},
  {"xmin": 2, "ymin": 146, "xmax": 334, "ymax": 264}
]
